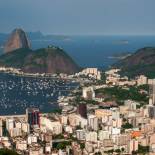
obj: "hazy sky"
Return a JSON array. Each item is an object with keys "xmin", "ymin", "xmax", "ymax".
[{"xmin": 0, "ymin": 0, "xmax": 155, "ymax": 35}]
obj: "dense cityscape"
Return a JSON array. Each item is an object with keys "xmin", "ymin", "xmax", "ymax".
[{"xmin": 0, "ymin": 67, "xmax": 155, "ymax": 155}]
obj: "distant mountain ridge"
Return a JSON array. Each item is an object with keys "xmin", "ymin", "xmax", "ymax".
[
  {"xmin": 0, "ymin": 30, "xmax": 71, "ymax": 55},
  {"xmin": 0, "ymin": 30, "xmax": 69, "ymax": 43},
  {"xmin": 0, "ymin": 31, "xmax": 44, "ymax": 41},
  {"xmin": 113, "ymin": 47, "xmax": 155, "ymax": 78}
]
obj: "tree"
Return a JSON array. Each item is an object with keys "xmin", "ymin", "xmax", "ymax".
[
  {"xmin": 137, "ymin": 145, "xmax": 149, "ymax": 154},
  {"xmin": 0, "ymin": 149, "xmax": 19, "ymax": 155},
  {"xmin": 55, "ymin": 141, "xmax": 71, "ymax": 150},
  {"xmin": 115, "ymin": 149, "xmax": 121, "ymax": 153},
  {"xmin": 122, "ymin": 122, "xmax": 133, "ymax": 129},
  {"xmin": 56, "ymin": 143, "xmax": 65, "ymax": 150},
  {"xmin": 95, "ymin": 152, "xmax": 102, "ymax": 155},
  {"xmin": 121, "ymin": 147, "xmax": 125, "ymax": 152},
  {"xmin": 80, "ymin": 143, "xmax": 85, "ymax": 149}
]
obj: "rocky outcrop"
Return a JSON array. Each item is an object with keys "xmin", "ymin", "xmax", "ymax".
[{"xmin": 4, "ymin": 28, "xmax": 31, "ymax": 53}]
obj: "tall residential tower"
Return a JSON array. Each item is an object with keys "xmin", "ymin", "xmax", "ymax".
[{"xmin": 26, "ymin": 108, "xmax": 40, "ymax": 129}]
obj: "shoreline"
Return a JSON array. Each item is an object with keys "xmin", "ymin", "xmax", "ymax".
[
  {"xmin": 0, "ymin": 68, "xmax": 79, "ymax": 116},
  {"xmin": 0, "ymin": 67, "xmax": 77, "ymax": 81}
]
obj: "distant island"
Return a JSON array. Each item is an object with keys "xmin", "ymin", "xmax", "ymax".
[
  {"xmin": 108, "ymin": 52, "xmax": 131, "ymax": 60},
  {"xmin": 112, "ymin": 40, "xmax": 129, "ymax": 45}
]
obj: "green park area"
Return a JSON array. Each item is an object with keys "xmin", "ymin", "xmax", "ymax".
[{"xmin": 95, "ymin": 85, "xmax": 149, "ymax": 106}]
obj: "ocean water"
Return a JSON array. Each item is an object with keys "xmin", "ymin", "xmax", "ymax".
[
  {"xmin": 0, "ymin": 73, "xmax": 78, "ymax": 115},
  {"xmin": 1, "ymin": 35, "xmax": 155, "ymax": 115},
  {"xmin": 30, "ymin": 35, "xmax": 155, "ymax": 69}
]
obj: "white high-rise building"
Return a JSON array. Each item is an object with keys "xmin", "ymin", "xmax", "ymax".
[
  {"xmin": 88, "ymin": 115, "xmax": 98, "ymax": 131},
  {"xmin": 6, "ymin": 119, "xmax": 14, "ymax": 131},
  {"xmin": 149, "ymin": 79, "xmax": 155, "ymax": 105},
  {"xmin": 98, "ymin": 130, "xmax": 110, "ymax": 141},
  {"xmin": 0, "ymin": 119, "xmax": 2, "ymax": 137},
  {"xmin": 128, "ymin": 139, "xmax": 138, "ymax": 154}
]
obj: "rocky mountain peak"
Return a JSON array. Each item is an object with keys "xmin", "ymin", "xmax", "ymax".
[{"xmin": 4, "ymin": 28, "xmax": 31, "ymax": 53}]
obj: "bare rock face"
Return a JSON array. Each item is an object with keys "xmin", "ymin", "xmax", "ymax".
[{"xmin": 4, "ymin": 28, "xmax": 31, "ymax": 53}]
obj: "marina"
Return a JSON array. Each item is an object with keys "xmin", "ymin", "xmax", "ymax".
[{"xmin": 0, "ymin": 72, "xmax": 79, "ymax": 115}]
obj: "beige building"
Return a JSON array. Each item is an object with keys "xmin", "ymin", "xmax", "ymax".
[
  {"xmin": 29, "ymin": 144, "xmax": 43, "ymax": 155},
  {"xmin": 102, "ymin": 139, "xmax": 114, "ymax": 151},
  {"xmin": 141, "ymin": 123, "xmax": 154, "ymax": 134},
  {"xmin": 112, "ymin": 118, "xmax": 122, "ymax": 128},
  {"xmin": 137, "ymin": 75, "xmax": 147, "ymax": 86},
  {"xmin": 68, "ymin": 114, "xmax": 87, "ymax": 128},
  {"xmin": 128, "ymin": 139, "xmax": 138, "ymax": 154},
  {"xmin": 82, "ymin": 68, "xmax": 101, "ymax": 80},
  {"xmin": 138, "ymin": 136, "xmax": 149, "ymax": 146},
  {"xmin": 0, "ymin": 137, "xmax": 11, "ymax": 148},
  {"xmin": 61, "ymin": 115, "xmax": 68, "ymax": 125},
  {"xmin": 95, "ymin": 109, "xmax": 112, "ymax": 118},
  {"xmin": 98, "ymin": 130, "xmax": 110, "ymax": 141},
  {"xmin": 85, "ymin": 131, "xmax": 97, "ymax": 142},
  {"xmin": 10, "ymin": 128, "xmax": 22, "ymax": 137},
  {"xmin": 40, "ymin": 116, "xmax": 62, "ymax": 135},
  {"xmin": 16, "ymin": 140, "xmax": 27, "ymax": 151},
  {"xmin": 112, "ymin": 134, "xmax": 130, "ymax": 146},
  {"xmin": 45, "ymin": 143, "xmax": 51, "ymax": 154},
  {"xmin": 72, "ymin": 142, "xmax": 82, "ymax": 155},
  {"xmin": 119, "ymin": 105, "xmax": 129, "ymax": 115},
  {"xmin": 149, "ymin": 133, "xmax": 155, "ymax": 145}
]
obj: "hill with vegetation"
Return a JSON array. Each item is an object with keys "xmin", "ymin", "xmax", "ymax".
[
  {"xmin": 95, "ymin": 85, "xmax": 149, "ymax": 106},
  {"xmin": 113, "ymin": 47, "xmax": 155, "ymax": 78},
  {"xmin": 0, "ymin": 46, "xmax": 80, "ymax": 74}
]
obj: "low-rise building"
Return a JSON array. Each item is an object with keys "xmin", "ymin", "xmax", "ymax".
[
  {"xmin": 85, "ymin": 131, "xmax": 97, "ymax": 143},
  {"xmin": 137, "ymin": 75, "xmax": 147, "ymax": 86},
  {"xmin": 16, "ymin": 140, "xmax": 27, "ymax": 151},
  {"xmin": 76, "ymin": 129, "xmax": 85, "ymax": 140},
  {"xmin": 40, "ymin": 116, "xmax": 62, "ymax": 135},
  {"xmin": 83, "ymin": 87, "xmax": 95, "ymax": 100}
]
